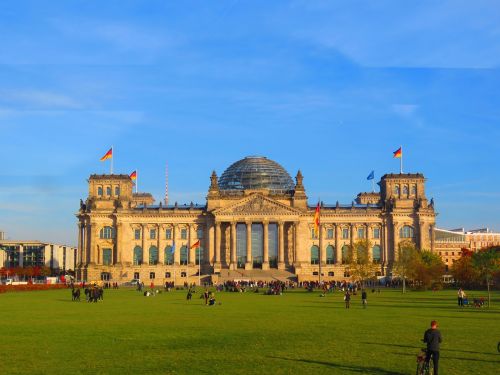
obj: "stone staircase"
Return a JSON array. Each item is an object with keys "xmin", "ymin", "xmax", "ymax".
[{"xmin": 215, "ymin": 268, "xmax": 297, "ymax": 283}]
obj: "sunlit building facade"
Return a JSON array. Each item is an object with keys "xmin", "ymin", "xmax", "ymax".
[{"xmin": 76, "ymin": 156, "xmax": 436, "ymax": 283}]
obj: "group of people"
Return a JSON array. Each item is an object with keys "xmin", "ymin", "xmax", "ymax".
[
  {"xmin": 457, "ymin": 288, "xmax": 485, "ymax": 308},
  {"xmin": 342, "ymin": 289, "xmax": 368, "ymax": 309}
]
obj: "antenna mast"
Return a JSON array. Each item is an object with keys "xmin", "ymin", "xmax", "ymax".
[{"xmin": 164, "ymin": 162, "xmax": 169, "ymax": 206}]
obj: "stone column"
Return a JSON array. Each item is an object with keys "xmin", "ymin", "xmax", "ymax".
[
  {"xmin": 207, "ymin": 220, "xmax": 214, "ymax": 265},
  {"xmin": 262, "ymin": 220, "xmax": 269, "ymax": 270},
  {"xmin": 293, "ymin": 221, "xmax": 300, "ymax": 267},
  {"xmin": 392, "ymin": 221, "xmax": 398, "ymax": 263},
  {"xmin": 230, "ymin": 222, "xmax": 237, "ymax": 270},
  {"xmin": 141, "ymin": 224, "xmax": 149, "ymax": 265},
  {"xmin": 419, "ymin": 222, "xmax": 425, "ymax": 250},
  {"xmin": 382, "ymin": 221, "xmax": 388, "ymax": 265},
  {"xmin": 245, "ymin": 221, "xmax": 252, "ymax": 270},
  {"xmin": 90, "ymin": 223, "xmax": 98, "ymax": 264},
  {"xmin": 214, "ymin": 221, "xmax": 221, "ymax": 269},
  {"xmin": 18, "ymin": 244, "xmax": 24, "ymax": 267},
  {"xmin": 334, "ymin": 224, "xmax": 341, "ymax": 264},
  {"xmin": 85, "ymin": 222, "xmax": 91, "ymax": 264},
  {"xmin": 189, "ymin": 224, "xmax": 195, "ymax": 265},
  {"xmin": 430, "ymin": 224, "xmax": 435, "ymax": 252},
  {"xmin": 278, "ymin": 221, "xmax": 285, "ymax": 269},
  {"xmin": 173, "ymin": 224, "xmax": 180, "ymax": 265},
  {"xmin": 158, "ymin": 225, "xmax": 164, "ymax": 265},
  {"xmin": 366, "ymin": 223, "xmax": 372, "ymax": 262},
  {"xmin": 115, "ymin": 222, "xmax": 122, "ymax": 265},
  {"xmin": 319, "ymin": 224, "xmax": 325, "ymax": 265},
  {"xmin": 77, "ymin": 223, "xmax": 83, "ymax": 265}
]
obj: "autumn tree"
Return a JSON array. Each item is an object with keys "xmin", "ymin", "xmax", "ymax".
[
  {"xmin": 472, "ymin": 246, "xmax": 500, "ymax": 307},
  {"xmin": 413, "ymin": 251, "xmax": 445, "ymax": 290},
  {"xmin": 348, "ymin": 239, "xmax": 378, "ymax": 287},
  {"xmin": 451, "ymin": 249, "xmax": 480, "ymax": 288},
  {"xmin": 393, "ymin": 240, "xmax": 419, "ymax": 293}
]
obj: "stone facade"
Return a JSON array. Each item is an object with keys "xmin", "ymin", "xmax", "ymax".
[{"xmin": 76, "ymin": 157, "xmax": 436, "ymax": 284}]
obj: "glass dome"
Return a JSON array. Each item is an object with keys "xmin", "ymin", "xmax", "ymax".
[{"xmin": 218, "ymin": 156, "xmax": 295, "ymax": 194}]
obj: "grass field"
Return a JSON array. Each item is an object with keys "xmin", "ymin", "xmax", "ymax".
[{"xmin": 0, "ymin": 287, "xmax": 499, "ymax": 375}]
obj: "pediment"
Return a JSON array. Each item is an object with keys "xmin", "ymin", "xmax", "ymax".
[{"xmin": 213, "ymin": 194, "xmax": 301, "ymax": 217}]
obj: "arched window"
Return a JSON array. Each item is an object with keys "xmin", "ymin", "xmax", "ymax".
[
  {"xmin": 411, "ymin": 185, "xmax": 417, "ymax": 196},
  {"xmin": 394, "ymin": 185, "xmax": 400, "ymax": 196},
  {"xmin": 114, "ymin": 186, "xmax": 120, "ymax": 196},
  {"xmin": 106, "ymin": 186, "xmax": 112, "ymax": 196},
  {"xmin": 133, "ymin": 246, "xmax": 143, "ymax": 265},
  {"xmin": 400, "ymin": 225, "xmax": 415, "ymax": 239},
  {"xmin": 180, "ymin": 246, "xmax": 188, "ymax": 265},
  {"xmin": 149, "ymin": 246, "xmax": 158, "ymax": 265},
  {"xmin": 164, "ymin": 246, "xmax": 174, "ymax": 265},
  {"xmin": 372, "ymin": 245, "xmax": 381, "ymax": 264},
  {"xmin": 100, "ymin": 226, "xmax": 115, "ymax": 239},
  {"xmin": 326, "ymin": 245, "xmax": 335, "ymax": 264},
  {"xmin": 403, "ymin": 185, "xmax": 409, "ymax": 196},
  {"xmin": 341, "ymin": 245, "xmax": 349, "ymax": 264},
  {"xmin": 310, "ymin": 245, "xmax": 319, "ymax": 265},
  {"xmin": 98, "ymin": 186, "xmax": 103, "ymax": 196}
]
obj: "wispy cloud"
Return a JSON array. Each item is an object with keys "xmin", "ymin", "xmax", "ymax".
[
  {"xmin": 392, "ymin": 104, "xmax": 418, "ymax": 117},
  {"xmin": 0, "ymin": 89, "xmax": 81, "ymax": 109}
]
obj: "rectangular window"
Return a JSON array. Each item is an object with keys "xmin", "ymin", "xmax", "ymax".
[
  {"xmin": 327, "ymin": 228, "xmax": 334, "ymax": 239},
  {"xmin": 181, "ymin": 229, "xmax": 187, "ymax": 240},
  {"xmin": 342, "ymin": 228, "xmax": 349, "ymax": 239},
  {"xmin": 134, "ymin": 229, "xmax": 141, "ymax": 240},
  {"xmin": 149, "ymin": 272, "xmax": 155, "ymax": 280},
  {"xmin": 150, "ymin": 229, "xmax": 156, "ymax": 240},
  {"xmin": 115, "ymin": 186, "xmax": 120, "ymax": 196},
  {"xmin": 106, "ymin": 186, "xmax": 112, "ymax": 196},
  {"xmin": 358, "ymin": 228, "xmax": 365, "ymax": 239},
  {"xmin": 134, "ymin": 272, "xmax": 140, "ymax": 280},
  {"xmin": 98, "ymin": 186, "xmax": 103, "ymax": 196},
  {"xmin": 197, "ymin": 229, "xmax": 204, "ymax": 239},
  {"xmin": 373, "ymin": 228, "xmax": 380, "ymax": 239},
  {"xmin": 165, "ymin": 272, "xmax": 171, "ymax": 278},
  {"xmin": 166, "ymin": 229, "xmax": 172, "ymax": 239},
  {"xmin": 311, "ymin": 228, "xmax": 318, "ymax": 239},
  {"xmin": 103, "ymin": 249, "xmax": 112, "ymax": 266}
]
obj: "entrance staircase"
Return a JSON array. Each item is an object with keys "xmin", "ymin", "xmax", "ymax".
[{"xmin": 216, "ymin": 268, "xmax": 297, "ymax": 283}]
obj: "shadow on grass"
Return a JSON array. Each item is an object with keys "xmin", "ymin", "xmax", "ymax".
[
  {"xmin": 362, "ymin": 342, "xmax": 500, "ymax": 358},
  {"xmin": 268, "ymin": 356, "xmax": 406, "ymax": 375},
  {"xmin": 391, "ymin": 351, "xmax": 500, "ymax": 364}
]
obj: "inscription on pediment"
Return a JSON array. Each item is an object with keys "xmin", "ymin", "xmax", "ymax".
[{"xmin": 218, "ymin": 195, "xmax": 298, "ymax": 216}]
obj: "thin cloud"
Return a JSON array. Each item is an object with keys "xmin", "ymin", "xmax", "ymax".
[{"xmin": 0, "ymin": 89, "xmax": 81, "ymax": 109}]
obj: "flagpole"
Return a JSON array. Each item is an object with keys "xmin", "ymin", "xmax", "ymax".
[
  {"xmin": 136, "ymin": 169, "xmax": 138, "ymax": 193},
  {"xmin": 318, "ymin": 198, "xmax": 322, "ymax": 286},
  {"xmin": 372, "ymin": 178, "xmax": 375, "ymax": 192},
  {"xmin": 198, "ymin": 245, "xmax": 201, "ymax": 288},
  {"xmin": 400, "ymin": 145, "xmax": 403, "ymax": 174},
  {"xmin": 111, "ymin": 146, "xmax": 113, "ymax": 174}
]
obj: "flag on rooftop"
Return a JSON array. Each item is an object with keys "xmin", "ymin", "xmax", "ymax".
[
  {"xmin": 367, "ymin": 170, "xmax": 375, "ymax": 180},
  {"xmin": 130, "ymin": 170, "xmax": 137, "ymax": 181},
  {"xmin": 100, "ymin": 148, "xmax": 113, "ymax": 161},
  {"xmin": 393, "ymin": 147, "xmax": 402, "ymax": 158}
]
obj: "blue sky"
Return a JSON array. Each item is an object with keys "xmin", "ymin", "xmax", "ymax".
[{"xmin": 1, "ymin": 0, "xmax": 499, "ymax": 245}]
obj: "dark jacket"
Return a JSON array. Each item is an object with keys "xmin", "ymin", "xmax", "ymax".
[{"xmin": 424, "ymin": 328, "xmax": 442, "ymax": 351}]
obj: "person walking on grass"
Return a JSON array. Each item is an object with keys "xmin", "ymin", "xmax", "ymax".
[
  {"xmin": 423, "ymin": 320, "xmax": 442, "ymax": 375},
  {"xmin": 361, "ymin": 289, "xmax": 367, "ymax": 308},
  {"xmin": 458, "ymin": 288, "xmax": 465, "ymax": 307},
  {"xmin": 344, "ymin": 290, "xmax": 351, "ymax": 309}
]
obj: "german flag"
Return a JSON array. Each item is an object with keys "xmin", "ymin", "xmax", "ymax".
[
  {"xmin": 393, "ymin": 147, "xmax": 402, "ymax": 158},
  {"xmin": 314, "ymin": 202, "xmax": 320, "ymax": 237},
  {"xmin": 100, "ymin": 148, "xmax": 113, "ymax": 161},
  {"xmin": 130, "ymin": 170, "xmax": 137, "ymax": 181},
  {"xmin": 190, "ymin": 240, "xmax": 200, "ymax": 249}
]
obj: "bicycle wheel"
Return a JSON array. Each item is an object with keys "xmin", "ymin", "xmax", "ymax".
[
  {"xmin": 415, "ymin": 362, "xmax": 424, "ymax": 375},
  {"xmin": 426, "ymin": 360, "xmax": 434, "ymax": 375}
]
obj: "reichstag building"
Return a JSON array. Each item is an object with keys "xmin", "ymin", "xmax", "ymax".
[{"xmin": 76, "ymin": 156, "xmax": 436, "ymax": 283}]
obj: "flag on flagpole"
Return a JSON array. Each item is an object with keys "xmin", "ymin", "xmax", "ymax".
[
  {"xmin": 313, "ymin": 201, "xmax": 320, "ymax": 238},
  {"xmin": 170, "ymin": 242, "xmax": 176, "ymax": 254},
  {"xmin": 190, "ymin": 240, "xmax": 200, "ymax": 249},
  {"xmin": 100, "ymin": 148, "xmax": 113, "ymax": 161},
  {"xmin": 130, "ymin": 170, "xmax": 137, "ymax": 180},
  {"xmin": 367, "ymin": 170, "xmax": 375, "ymax": 180},
  {"xmin": 393, "ymin": 147, "xmax": 402, "ymax": 158}
]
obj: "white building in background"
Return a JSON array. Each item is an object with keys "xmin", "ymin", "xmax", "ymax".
[{"xmin": 0, "ymin": 237, "xmax": 78, "ymax": 273}]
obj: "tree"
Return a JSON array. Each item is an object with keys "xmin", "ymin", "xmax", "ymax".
[
  {"xmin": 348, "ymin": 240, "xmax": 378, "ymax": 287},
  {"xmin": 40, "ymin": 266, "xmax": 51, "ymax": 277},
  {"xmin": 472, "ymin": 246, "xmax": 500, "ymax": 308},
  {"xmin": 393, "ymin": 240, "xmax": 419, "ymax": 293},
  {"xmin": 413, "ymin": 251, "xmax": 445, "ymax": 290},
  {"xmin": 451, "ymin": 249, "xmax": 480, "ymax": 288}
]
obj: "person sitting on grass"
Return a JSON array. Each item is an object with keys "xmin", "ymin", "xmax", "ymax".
[{"xmin": 208, "ymin": 292, "xmax": 216, "ymax": 306}]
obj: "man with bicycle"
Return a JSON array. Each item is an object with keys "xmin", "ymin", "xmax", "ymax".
[{"xmin": 423, "ymin": 320, "xmax": 442, "ymax": 375}]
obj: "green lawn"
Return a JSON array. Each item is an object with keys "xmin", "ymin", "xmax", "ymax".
[{"xmin": 0, "ymin": 287, "xmax": 499, "ymax": 375}]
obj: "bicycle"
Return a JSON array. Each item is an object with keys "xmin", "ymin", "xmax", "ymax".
[
  {"xmin": 497, "ymin": 341, "xmax": 500, "ymax": 353},
  {"xmin": 416, "ymin": 348, "xmax": 434, "ymax": 375}
]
